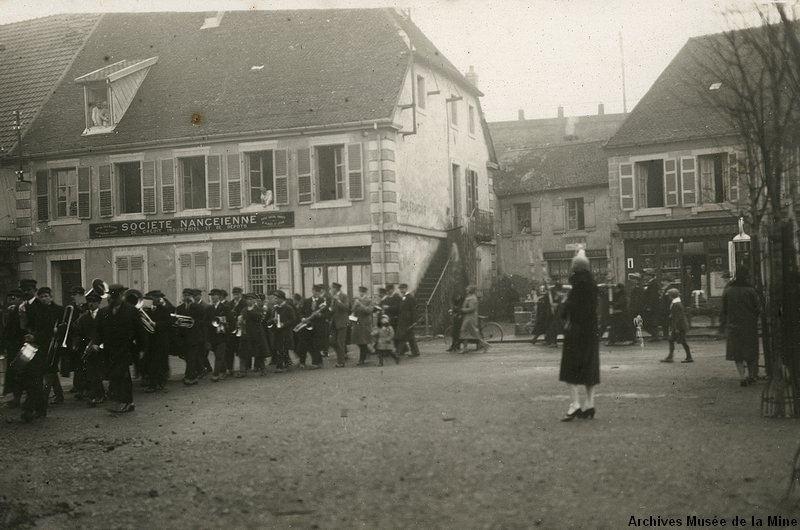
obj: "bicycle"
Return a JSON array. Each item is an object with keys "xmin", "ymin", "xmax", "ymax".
[{"xmin": 442, "ymin": 315, "xmax": 503, "ymax": 348}]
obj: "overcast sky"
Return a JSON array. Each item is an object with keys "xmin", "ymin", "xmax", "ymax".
[{"xmin": 0, "ymin": 0, "xmax": 772, "ymax": 121}]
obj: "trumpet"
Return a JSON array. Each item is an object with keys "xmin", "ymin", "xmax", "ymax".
[
  {"xmin": 60, "ymin": 305, "xmax": 75, "ymax": 348},
  {"xmin": 212, "ymin": 316, "xmax": 227, "ymax": 334},
  {"xmin": 171, "ymin": 313, "xmax": 195, "ymax": 328},
  {"xmin": 124, "ymin": 289, "xmax": 156, "ymax": 334},
  {"xmin": 293, "ymin": 301, "xmax": 327, "ymax": 332}
]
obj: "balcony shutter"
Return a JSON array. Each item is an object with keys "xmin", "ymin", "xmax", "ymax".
[
  {"xmin": 584, "ymin": 197, "xmax": 596, "ymax": 231},
  {"xmin": 227, "ymin": 154, "xmax": 242, "ymax": 209},
  {"xmin": 36, "ymin": 169, "xmax": 49, "ymax": 222},
  {"xmin": 552, "ymin": 198, "xmax": 565, "ymax": 234},
  {"xmin": 347, "ymin": 143, "xmax": 364, "ymax": 200},
  {"xmin": 664, "ymin": 159, "xmax": 678, "ymax": 207},
  {"xmin": 277, "ymin": 249, "xmax": 291, "ymax": 291},
  {"xmin": 530, "ymin": 205, "xmax": 541, "ymax": 234},
  {"xmin": 680, "ymin": 157, "xmax": 697, "ymax": 206},
  {"xmin": 142, "ymin": 161, "xmax": 157, "ymax": 214},
  {"xmin": 77, "ymin": 167, "xmax": 92, "ymax": 219},
  {"xmin": 99, "ymin": 164, "xmax": 113, "ymax": 218},
  {"xmin": 274, "ymin": 149, "xmax": 289, "ymax": 205},
  {"xmin": 297, "ymin": 148, "xmax": 313, "ymax": 204},
  {"xmin": 619, "ymin": 162, "xmax": 634, "ymax": 211},
  {"xmin": 500, "ymin": 207, "xmax": 512, "ymax": 237},
  {"xmin": 230, "ymin": 251, "xmax": 244, "ymax": 294},
  {"xmin": 727, "ymin": 152, "xmax": 739, "ymax": 203},
  {"xmin": 207, "ymin": 155, "xmax": 222, "ymax": 209},
  {"xmin": 160, "ymin": 159, "xmax": 175, "ymax": 213}
]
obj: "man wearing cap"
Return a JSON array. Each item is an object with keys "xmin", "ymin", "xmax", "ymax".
[
  {"xmin": 19, "ymin": 287, "xmax": 63, "ymax": 422},
  {"xmin": 208, "ymin": 289, "xmax": 233, "ymax": 381},
  {"xmin": 17, "ymin": 278, "xmax": 39, "ymax": 333},
  {"xmin": 64, "ymin": 286, "xmax": 89, "ymax": 400},
  {"xmin": 351, "ymin": 286, "xmax": 375, "ymax": 365},
  {"xmin": 660, "ymin": 288, "xmax": 693, "ymax": 364},
  {"xmin": 2, "ymin": 288, "xmax": 25, "ymax": 408},
  {"xmin": 192, "ymin": 289, "xmax": 213, "ymax": 377},
  {"xmin": 329, "ymin": 282, "xmax": 350, "ymax": 367},
  {"xmin": 94, "ymin": 284, "xmax": 144, "ymax": 413},
  {"xmin": 143, "ymin": 290, "xmax": 173, "ymax": 392},
  {"xmin": 176, "ymin": 288, "xmax": 207, "ymax": 385},
  {"xmin": 297, "ymin": 285, "xmax": 329, "ymax": 369},
  {"xmin": 271, "ymin": 290, "xmax": 296, "ymax": 372},
  {"xmin": 381, "ymin": 284, "xmax": 401, "ymax": 349},
  {"xmin": 73, "ymin": 292, "xmax": 104, "ymax": 405},
  {"xmin": 227, "ymin": 287, "xmax": 246, "ymax": 374},
  {"xmin": 396, "ymin": 283, "xmax": 420, "ymax": 357},
  {"xmin": 237, "ymin": 293, "xmax": 269, "ymax": 377}
]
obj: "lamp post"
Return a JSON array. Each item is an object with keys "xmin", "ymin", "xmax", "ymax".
[{"xmin": 731, "ymin": 217, "xmax": 751, "ymax": 279}]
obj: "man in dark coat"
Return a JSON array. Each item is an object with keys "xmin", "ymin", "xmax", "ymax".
[
  {"xmin": 351, "ymin": 286, "xmax": 375, "ymax": 364},
  {"xmin": 176, "ymin": 288, "xmax": 207, "ymax": 385},
  {"xmin": 20, "ymin": 287, "xmax": 63, "ymax": 422},
  {"xmin": 396, "ymin": 283, "xmax": 420, "ymax": 357},
  {"xmin": 208, "ymin": 289, "xmax": 233, "ymax": 381},
  {"xmin": 143, "ymin": 290, "xmax": 173, "ymax": 391},
  {"xmin": 382, "ymin": 284, "xmax": 401, "ymax": 349},
  {"xmin": 227, "ymin": 287, "xmax": 247, "ymax": 373},
  {"xmin": 329, "ymin": 282, "xmax": 350, "ymax": 367},
  {"xmin": 193, "ymin": 289, "xmax": 213, "ymax": 377},
  {"xmin": 660, "ymin": 288, "xmax": 692, "ymax": 364},
  {"xmin": 720, "ymin": 267, "xmax": 761, "ymax": 385},
  {"xmin": 2, "ymin": 288, "xmax": 25, "ymax": 408},
  {"xmin": 271, "ymin": 290, "xmax": 296, "ymax": 372},
  {"xmin": 95, "ymin": 284, "xmax": 144, "ymax": 413},
  {"xmin": 447, "ymin": 292, "xmax": 465, "ymax": 352},
  {"xmin": 73, "ymin": 292, "xmax": 104, "ymax": 405},
  {"xmin": 297, "ymin": 285, "xmax": 329, "ymax": 369}
]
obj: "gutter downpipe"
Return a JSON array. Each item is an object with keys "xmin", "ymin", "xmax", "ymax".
[{"xmin": 376, "ymin": 123, "xmax": 386, "ymax": 287}]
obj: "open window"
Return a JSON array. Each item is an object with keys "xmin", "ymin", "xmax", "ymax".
[
  {"xmin": 635, "ymin": 159, "xmax": 665, "ymax": 208},
  {"xmin": 247, "ymin": 151, "xmax": 275, "ymax": 206},
  {"xmin": 698, "ymin": 153, "xmax": 730, "ymax": 204},
  {"xmin": 312, "ymin": 144, "xmax": 363, "ymax": 203},
  {"xmin": 75, "ymin": 57, "xmax": 158, "ymax": 135},
  {"xmin": 116, "ymin": 161, "xmax": 142, "ymax": 214},
  {"xmin": 514, "ymin": 203, "xmax": 531, "ymax": 234},
  {"xmin": 566, "ymin": 198, "xmax": 585, "ymax": 231},
  {"xmin": 180, "ymin": 156, "xmax": 207, "ymax": 210}
]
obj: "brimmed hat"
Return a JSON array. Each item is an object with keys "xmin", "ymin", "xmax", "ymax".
[
  {"xmin": 273, "ymin": 290, "xmax": 287, "ymax": 300},
  {"xmin": 232, "ymin": 286, "xmax": 243, "ymax": 294},
  {"xmin": 209, "ymin": 288, "xmax": 221, "ymax": 296},
  {"xmin": 85, "ymin": 292, "xmax": 102, "ymax": 302},
  {"xmin": 7, "ymin": 288, "xmax": 23, "ymax": 297},
  {"xmin": 384, "ymin": 283, "xmax": 395, "ymax": 290},
  {"xmin": 70, "ymin": 286, "xmax": 86, "ymax": 295},
  {"xmin": 398, "ymin": 283, "xmax": 408, "ymax": 289},
  {"xmin": 244, "ymin": 292, "xmax": 258, "ymax": 300},
  {"xmin": 182, "ymin": 288, "xmax": 194, "ymax": 295},
  {"xmin": 108, "ymin": 284, "xmax": 127, "ymax": 297},
  {"xmin": 145, "ymin": 290, "xmax": 165, "ymax": 299},
  {"xmin": 331, "ymin": 282, "xmax": 342, "ymax": 289},
  {"xmin": 358, "ymin": 286, "xmax": 368, "ymax": 293},
  {"xmin": 36, "ymin": 286, "xmax": 52, "ymax": 295},
  {"xmin": 219, "ymin": 289, "xmax": 228, "ymax": 298}
]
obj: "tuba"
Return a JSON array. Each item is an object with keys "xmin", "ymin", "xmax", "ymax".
[
  {"xmin": 171, "ymin": 313, "xmax": 195, "ymax": 329},
  {"xmin": 91, "ymin": 278, "xmax": 110, "ymax": 300},
  {"xmin": 124, "ymin": 289, "xmax": 156, "ymax": 334},
  {"xmin": 212, "ymin": 316, "xmax": 227, "ymax": 334}
]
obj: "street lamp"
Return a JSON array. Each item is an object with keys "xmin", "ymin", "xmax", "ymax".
[{"xmin": 731, "ymin": 216, "xmax": 751, "ymax": 279}]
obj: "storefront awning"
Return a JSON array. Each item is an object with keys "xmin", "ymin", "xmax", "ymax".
[{"xmin": 620, "ymin": 223, "xmax": 738, "ymax": 240}]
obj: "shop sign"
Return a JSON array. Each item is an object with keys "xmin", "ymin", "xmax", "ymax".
[{"xmin": 89, "ymin": 211, "xmax": 294, "ymax": 239}]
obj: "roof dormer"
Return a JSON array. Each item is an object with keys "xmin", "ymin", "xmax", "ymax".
[{"xmin": 75, "ymin": 56, "xmax": 158, "ymax": 135}]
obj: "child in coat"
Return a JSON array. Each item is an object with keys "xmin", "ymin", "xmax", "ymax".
[{"xmin": 372, "ymin": 314, "xmax": 399, "ymax": 366}]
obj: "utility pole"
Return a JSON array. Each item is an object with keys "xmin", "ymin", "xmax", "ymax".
[{"xmin": 619, "ymin": 31, "xmax": 628, "ymax": 114}]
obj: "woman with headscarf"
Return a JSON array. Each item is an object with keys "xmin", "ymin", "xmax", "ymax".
[
  {"xmin": 719, "ymin": 267, "xmax": 760, "ymax": 386},
  {"xmin": 559, "ymin": 249, "xmax": 600, "ymax": 421}
]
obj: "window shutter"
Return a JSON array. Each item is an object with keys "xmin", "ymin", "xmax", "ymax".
[
  {"xmin": 530, "ymin": 205, "xmax": 541, "ymax": 234},
  {"xmin": 663, "ymin": 159, "xmax": 678, "ymax": 207},
  {"xmin": 680, "ymin": 157, "xmax": 697, "ymax": 206},
  {"xmin": 619, "ymin": 163, "xmax": 634, "ymax": 211},
  {"xmin": 277, "ymin": 249, "xmax": 291, "ymax": 291},
  {"xmin": 227, "ymin": 153, "xmax": 242, "ymax": 209},
  {"xmin": 347, "ymin": 143, "xmax": 364, "ymax": 200},
  {"xmin": 552, "ymin": 198, "xmax": 565, "ymax": 234},
  {"xmin": 230, "ymin": 251, "xmax": 244, "ymax": 294},
  {"xmin": 77, "ymin": 167, "xmax": 92, "ymax": 219},
  {"xmin": 727, "ymin": 152, "xmax": 739, "ymax": 203},
  {"xmin": 178, "ymin": 252, "xmax": 192, "ymax": 298},
  {"xmin": 160, "ymin": 159, "xmax": 176, "ymax": 213},
  {"xmin": 584, "ymin": 197, "xmax": 596, "ymax": 231},
  {"xmin": 274, "ymin": 149, "xmax": 289, "ymax": 205},
  {"xmin": 115, "ymin": 255, "xmax": 130, "ymax": 287},
  {"xmin": 699, "ymin": 156, "xmax": 715, "ymax": 204},
  {"xmin": 297, "ymin": 148, "xmax": 312, "ymax": 204},
  {"xmin": 500, "ymin": 207, "xmax": 512, "ymax": 237},
  {"xmin": 207, "ymin": 155, "xmax": 222, "ymax": 209},
  {"xmin": 142, "ymin": 161, "xmax": 157, "ymax": 214},
  {"xmin": 99, "ymin": 164, "xmax": 113, "ymax": 218},
  {"xmin": 129, "ymin": 255, "xmax": 144, "ymax": 291},
  {"xmin": 35, "ymin": 169, "xmax": 49, "ymax": 222},
  {"xmin": 242, "ymin": 154, "xmax": 252, "ymax": 206}
]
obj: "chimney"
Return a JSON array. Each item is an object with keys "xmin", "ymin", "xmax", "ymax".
[
  {"xmin": 598, "ymin": 103, "xmax": 605, "ymax": 115},
  {"xmin": 557, "ymin": 106, "xmax": 564, "ymax": 119},
  {"xmin": 465, "ymin": 65, "xmax": 479, "ymax": 90},
  {"xmin": 518, "ymin": 109, "xmax": 525, "ymax": 121}
]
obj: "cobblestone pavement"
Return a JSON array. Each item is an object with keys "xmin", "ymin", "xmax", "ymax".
[{"xmin": 1, "ymin": 340, "xmax": 799, "ymax": 529}]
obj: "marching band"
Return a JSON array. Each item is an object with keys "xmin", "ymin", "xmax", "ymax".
[{"xmin": 1, "ymin": 277, "xmax": 411, "ymax": 423}]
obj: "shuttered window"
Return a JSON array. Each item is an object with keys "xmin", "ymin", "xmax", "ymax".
[
  {"xmin": 530, "ymin": 205, "xmax": 542, "ymax": 234},
  {"xmin": 230, "ymin": 251, "xmax": 244, "ymax": 293},
  {"xmin": 500, "ymin": 207, "xmax": 512, "ymax": 237},
  {"xmin": 277, "ymin": 249, "xmax": 291, "ymax": 291},
  {"xmin": 98, "ymin": 165, "xmax": 113, "ymax": 218},
  {"xmin": 727, "ymin": 152, "xmax": 739, "ymax": 203},
  {"xmin": 347, "ymin": 143, "xmax": 363, "ymax": 200},
  {"xmin": 181, "ymin": 156, "xmax": 207, "ymax": 210},
  {"xmin": 160, "ymin": 159, "xmax": 176, "ymax": 213},
  {"xmin": 584, "ymin": 197, "xmax": 596, "ymax": 231},
  {"xmin": 178, "ymin": 251, "xmax": 209, "ymax": 297},
  {"xmin": 680, "ymin": 157, "xmax": 697, "ymax": 206},
  {"xmin": 115, "ymin": 254, "xmax": 145, "ymax": 292},
  {"xmin": 227, "ymin": 154, "xmax": 242, "ymax": 209},
  {"xmin": 465, "ymin": 169, "xmax": 479, "ymax": 215},
  {"xmin": 246, "ymin": 249, "xmax": 277, "ymax": 295},
  {"xmin": 297, "ymin": 148, "xmax": 313, "ymax": 204},
  {"xmin": 36, "ymin": 169, "xmax": 49, "ymax": 222},
  {"xmin": 77, "ymin": 167, "xmax": 92, "ymax": 219},
  {"xmin": 664, "ymin": 159, "xmax": 678, "ymax": 207},
  {"xmin": 207, "ymin": 155, "xmax": 222, "ymax": 209},
  {"xmin": 552, "ymin": 198, "xmax": 565, "ymax": 234},
  {"xmin": 142, "ymin": 161, "xmax": 157, "ymax": 214},
  {"xmin": 274, "ymin": 149, "xmax": 289, "ymax": 205},
  {"xmin": 116, "ymin": 161, "xmax": 142, "ymax": 214},
  {"xmin": 619, "ymin": 163, "xmax": 634, "ymax": 211}
]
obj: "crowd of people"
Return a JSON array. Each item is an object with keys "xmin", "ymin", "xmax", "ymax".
[{"xmin": 0, "ymin": 279, "xmax": 428, "ymax": 423}]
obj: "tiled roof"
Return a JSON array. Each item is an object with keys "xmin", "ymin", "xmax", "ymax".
[
  {"xmin": 494, "ymin": 140, "xmax": 608, "ymax": 197},
  {"xmin": 490, "ymin": 113, "xmax": 626, "ymax": 161},
  {"xmin": 18, "ymin": 9, "xmax": 482, "ymax": 156},
  {"xmin": 0, "ymin": 14, "xmax": 100, "ymax": 156},
  {"xmin": 606, "ymin": 34, "xmax": 738, "ymax": 149}
]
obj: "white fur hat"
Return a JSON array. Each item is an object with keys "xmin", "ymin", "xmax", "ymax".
[{"xmin": 571, "ymin": 248, "xmax": 590, "ymax": 272}]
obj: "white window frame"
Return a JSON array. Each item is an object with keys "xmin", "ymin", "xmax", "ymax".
[
  {"xmin": 174, "ymin": 244, "xmax": 213, "ymax": 301},
  {"xmin": 566, "ymin": 197, "xmax": 585, "ymax": 231},
  {"xmin": 173, "ymin": 147, "xmax": 212, "ymax": 214},
  {"xmin": 112, "ymin": 246, "xmax": 149, "ymax": 293},
  {"xmin": 46, "ymin": 251, "xmax": 87, "ymax": 305},
  {"xmin": 308, "ymin": 135, "xmax": 357, "ymax": 208},
  {"xmin": 465, "ymin": 164, "xmax": 480, "ymax": 215},
  {"xmin": 109, "ymin": 153, "xmax": 147, "ymax": 219},
  {"xmin": 242, "ymin": 244, "xmax": 279, "ymax": 295},
  {"xmin": 238, "ymin": 142, "xmax": 282, "ymax": 212}
]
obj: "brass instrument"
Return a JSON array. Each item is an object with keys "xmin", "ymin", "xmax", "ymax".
[
  {"xmin": 10, "ymin": 342, "xmax": 38, "ymax": 369},
  {"xmin": 293, "ymin": 301, "xmax": 327, "ymax": 332},
  {"xmin": 81, "ymin": 339, "xmax": 98, "ymax": 363},
  {"xmin": 60, "ymin": 305, "xmax": 75, "ymax": 348},
  {"xmin": 124, "ymin": 289, "xmax": 156, "ymax": 334},
  {"xmin": 171, "ymin": 313, "xmax": 195, "ymax": 328},
  {"xmin": 91, "ymin": 278, "xmax": 109, "ymax": 299},
  {"xmin": 212, "ymin": 316, "xmax": 227, "ymax": 334}
]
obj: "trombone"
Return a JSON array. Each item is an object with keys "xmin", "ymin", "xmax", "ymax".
[
  {"xmin": 60, "ymin": 305, "xmax": 75, "ymax": 348},
  {"xmin": 124, "ymin": 289, "xmax": 156, "ymax": 334}
]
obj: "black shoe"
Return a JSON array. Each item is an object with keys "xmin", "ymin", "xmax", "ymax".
[
  {"xmin": 660, "ymin": 358, "xmax": 674, "ymax": 363},
  {"xmin": 49, "ymin": 396, "xmax": 64, "ymax": 405},
  {"xmin": 561, "ymin": 406, "xmax": 581, "ymax": 422},
  {"xmin": 20, "ymin": 411, "xmax": 34, "ymax": 423},
  {"xmin": 681, "ymin": 358, "xmax": 694, "ymax": 363},
  {"xmin": 578, "ymin": 407, "xmax": 595, "ymax": 419},
  {"xmin": 5, "ymin": 400, "xmax": 20, "ymax": 409},
  {"xmin": 109, "ymin": 403, "xmax": 135, "ymax": 413},
  {"xmin": 740, "ymin": 379, "xmax": 749, "ymax": 387},
  {"xmin": 144, "ymin": 386, "xmax": 158, "ymax": 393}
]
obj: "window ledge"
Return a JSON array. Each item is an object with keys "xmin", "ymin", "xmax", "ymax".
[
  {"xmin": 629, "ymin": 207, "xmax": 672, "ymax": 219},
  {"xmin": 174, "ymin": 209, "xmax": 212, "ymax": 217},
  {"xmin": 311, "ymin": 200, "xmax": 352, "ymax": 210},
  {"xmin": 48, "ymin": 218, "xmax": 82, "ymax": 226},
  {"xmin": 691, "ymin": 203, "xmax": 729, "ymax": 214},
  {"xmin": 240, "ymin": 204, "xmax": 279, "ymax": 213},
  {"xmin": 82, "ymin": 125, "xmax": 117, "ymax": 136},
  {"xmin": 113, "ymin": 213, "xmax": 146, "ymax": 221}
]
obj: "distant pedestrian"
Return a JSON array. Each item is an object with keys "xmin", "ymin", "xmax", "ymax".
[
  {"xmin": 559, "ymin": 250, "xmax": 600, "ymax": 421},
  {"xmin": 351, "ymin": 286, "xmax": 375, "ymax": 365},
  {"xmin": 531, "ymin": 285, "xmax": 552, "ymax": 345},
  {"xmin": 459, "ymin": 285, "xmax": 489, "ymax": 353},
  {"xmin": 719, "ymin": 267, "xmax": 760, "ymax": 386},
  {"xmin": 372, "ymin": 314, "xmax": 399, "ymax": 366},
  {"xmin": 660, "ymin": 288, "xmax": 693, "ymax": 363},
  {"xmin": 447, "ymin": 292, "xmax": 464, "ymax": 352}
]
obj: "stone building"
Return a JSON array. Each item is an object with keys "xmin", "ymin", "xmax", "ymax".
[{"xmin": 0, "ymin": 9, "xmax": 496, "ymax": 307}]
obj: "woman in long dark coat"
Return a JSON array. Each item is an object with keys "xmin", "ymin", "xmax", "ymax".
[
  {"xmin": 719, "ymin": 267, "xmax": 760, "ymax": 386},
  {"xmin": 559, "ymin": 250, "xmax": 600, "ymax": 421}
]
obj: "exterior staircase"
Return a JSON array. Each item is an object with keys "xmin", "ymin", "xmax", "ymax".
[{"xmin": 414, "ymin": 238, "xmax": 465, "ymax": 335}]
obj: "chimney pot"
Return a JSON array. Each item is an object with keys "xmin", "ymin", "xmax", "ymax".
[
  {"xmin": 557, "ymin": 106, "xmax": 564, "ymax": 119},
  {"xmin": 465, "ymin": 65, "xmax": 479, "ymax": 90},
  {"xmin": 598, "ymin": 103, "xmax": 605, "ymax": 115},
  {"xmin": 518, "ymin": 109, "xmax": 525, "ymax": 121}
]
